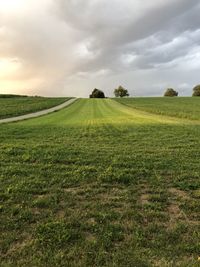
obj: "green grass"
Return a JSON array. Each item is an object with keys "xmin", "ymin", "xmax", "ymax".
[
  {"xmin": 115, "ymin": 97, "xmax": 200, "ymax": 121},
  {"xmin": 0, "ymin": 97, "xmax": 70, "ymax": 119},
  {"xmin": 0, "ymin": 99, "xmax": 200, "ymax": 266}
]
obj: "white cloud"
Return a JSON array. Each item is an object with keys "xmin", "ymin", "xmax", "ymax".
[{"xmin": 0, "ymin": 0, "xmax": 200, "ymax": 96}]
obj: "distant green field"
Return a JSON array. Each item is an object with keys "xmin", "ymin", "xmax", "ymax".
[
  {"xmin": 115, "ymin": 97, "xmax": 200, "ymax": 120},
  {"xmin": 0, "ymin": 97, "xmax": 69, "ymax": 119},
  {"xmin": 0, "ymin": 99, "xmax": 200, "ymax": 266}
]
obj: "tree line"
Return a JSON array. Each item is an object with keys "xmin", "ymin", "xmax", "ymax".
[
  {"xmin": 164, "ymin": 85, "xmax": 200, "ymax": 97},
  {"xmin": 89, "ymin": 85, "xmax": 200, "ymax": 98}
]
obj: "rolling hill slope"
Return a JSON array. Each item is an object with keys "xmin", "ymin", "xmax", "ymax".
[
  {"xmin": 115, "ymin": 97, "xmax": 200, "ymax": 120},
  {"xmin": 1, "ymin": 99, "xmax": 200, "ymax": 266}
]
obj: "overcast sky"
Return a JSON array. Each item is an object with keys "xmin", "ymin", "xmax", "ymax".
[{"xmin": 0, "ymin": 0, "xmax": 200, "ymax": 97}]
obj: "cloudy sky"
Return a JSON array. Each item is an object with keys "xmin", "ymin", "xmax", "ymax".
[{"xmin": 0, "ymin": 0, "xmax": 200, "ymax": 97}]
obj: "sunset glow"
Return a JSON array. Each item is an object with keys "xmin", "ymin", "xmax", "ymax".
[
  {"xmin": 0, "ymin": 58, "xmax": 21, "ymax": 77},
  {"xmin": 0, "ymin": 0, "xmax": 25, "ymax": 12}
]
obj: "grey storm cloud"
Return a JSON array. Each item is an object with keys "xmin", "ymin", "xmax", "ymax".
[{"xmin": 0, "ymin": 0, "xmax": 200, "ymax": 97}]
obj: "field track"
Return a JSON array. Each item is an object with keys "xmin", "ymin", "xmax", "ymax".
[{"xmin": 0, "ymin": 98, "xmax": 77, "ymax": 124}]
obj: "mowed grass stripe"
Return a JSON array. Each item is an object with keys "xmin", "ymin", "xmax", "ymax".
[{"xmin": 18, "ymin": 98, "xmax": 193, "ymax": 127}]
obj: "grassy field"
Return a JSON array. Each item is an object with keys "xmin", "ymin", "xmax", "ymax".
[
  {"xmin": 0, "ymin": 97, "xmax": 69, "ymax": 119},
  {"xmin": 0, "ymin": 99, "xmax": 200, "ymax": 266},
  {"xmin": 115, "ymin": 97, "xmax": 200, "ymax": 121}
]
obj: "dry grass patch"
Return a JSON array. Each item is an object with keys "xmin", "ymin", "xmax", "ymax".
[
  {"xmin": 169, "ymin": 187, "xmax": 189, "ymax": 200},
  {"xmin": 139, "ymin": 194, "xmax": 150, "ymax": 205},
  {"xmin": 31, "ymin": 207, "xmax": 42, "ymax": 215},
  {"xmin": 56, "ymin": 209, "xmax": 66, "ymax": 219},
  {"xmin": 5, "ymin": 234, "xmax": 32, "ymax": 256},
  {"xmin": 138, "ymin": 185, "xmax": 150, "ymax": 205},
  {"xmin": 85, "ymin": 232, "xmax": 97, "ymax": 243},
  {"xmin": 166, "ymin": 187, "xmax": 198, "ymax": 229}
]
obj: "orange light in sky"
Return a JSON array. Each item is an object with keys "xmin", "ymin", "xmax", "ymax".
[
  {"xmin": 0, "ymin": 0, "xmax": 25, "ymax": 12},
  {"xmin": 0, "ymin": 58, "xmax": 21, "ymax": 78}
]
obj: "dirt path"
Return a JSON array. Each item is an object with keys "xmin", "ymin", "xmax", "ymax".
[{"xmin": 0, "ymin": 98, "xmax": 77, "ymax": 124}]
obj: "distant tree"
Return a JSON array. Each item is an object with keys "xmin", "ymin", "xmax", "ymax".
[
  {"xmin": 0, "ymin": 94, "xmax": 28, "ymax": 98},
  {"xmin": 192, "ymin": 85, "xmax": 200, "ymax": 96},
  {"xmin": 114, "ymin": 86, "xmax": 129, "ymax": 97},
  {"xmin": 164, "ymin": 88, "xmax": 178, "ymax": 97},
  {"xmin": 90, "ymin": 88, "xmax": 105, "ymax": 98}
]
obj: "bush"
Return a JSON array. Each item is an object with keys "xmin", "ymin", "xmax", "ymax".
[
  {"xmin": 164, "ymin": 88, "xmax": 178, "ymax": 97},
  {"xmin": 90, "ymin": 88, "xmax": 105, "ymax": 98},
  {"xmin": 192, "ymin": 85, "xmax": 200, "ymax": 96}
]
